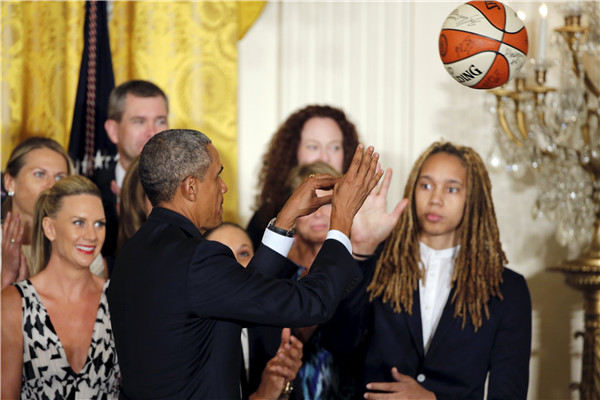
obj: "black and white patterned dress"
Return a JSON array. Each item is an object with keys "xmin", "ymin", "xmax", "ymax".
[{"xmin": 14, "ymin": 279, "xmax": 121, "ymax": 400}]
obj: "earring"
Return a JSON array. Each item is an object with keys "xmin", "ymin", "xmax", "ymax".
[{"xmin": 7, "ymin": 190, "xmax": 14, "ymax": 197}]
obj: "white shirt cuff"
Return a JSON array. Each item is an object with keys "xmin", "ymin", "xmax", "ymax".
[
  {"xmin": 262, "ymin": 228, "xmax": 352, "ymax": 257},
  {"xmin": 326, "ymin": 230, "xmax": 352, "ymax": 254},
  {"xmin": 261, "ymin": 228, "xmax": 294, "ymax": 257}
]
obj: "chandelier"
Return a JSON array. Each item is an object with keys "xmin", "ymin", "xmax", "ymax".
[
  {"xmin": 488, "ymin": 1, "xmax": 599, "ymax": 254},
  {"xmin": 488, "ymin": 2, "xmax": 599, "ymax": 398}
]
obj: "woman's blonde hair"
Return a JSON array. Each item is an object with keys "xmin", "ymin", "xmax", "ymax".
[
  {"xmin": 2, "ymin": 137, "xmax": 74, "ymax": 220},
  {"xmin": 367, "ymin": 142, "xmax": 506, "ymax": 331},
  {"xmin": 285, "ymin": 161, "xmax": 342, "ymax": 196},
  {"xmin": 31, "ymin": 175, "xmax": 102, "ymax": 274}
]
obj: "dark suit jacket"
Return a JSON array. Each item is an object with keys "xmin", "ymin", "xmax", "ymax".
[
  {"xmin": 324, "ymin": 255, "xmax": 532, "ymax": 400},
  {"xmin": 246, "ymin": 206, "xmax": 272, "ymax": 251},
  {"xmin": 91, "ymin": 161, "xmax": 119, "ymax": 257},
  {"xmin": 246, "ymin": 325, "xmax": 282, "ymax": 394},
  {"xmin": 107, "ymin": 207, "xmax": 361, "ymax": 400}
]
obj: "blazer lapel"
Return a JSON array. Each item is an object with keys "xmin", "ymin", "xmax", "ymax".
[
  {"xmin": 426, "ymin": 287, "xmax": 457, "ymax": 356},
  {"xmin": 404, "ymin": 287, "xmax": 425, "ymax": 358}
]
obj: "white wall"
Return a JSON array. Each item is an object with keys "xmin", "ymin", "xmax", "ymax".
[{"xmin": 239, "ymin": 2, "xmax": 584, "ymax": 399}]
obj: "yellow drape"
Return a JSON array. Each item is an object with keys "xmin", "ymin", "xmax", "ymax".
[
  {"xmin": 1, "ymin": 2, "xmax": 83, "ymax": 160},
  {"xmin": 1, "ymin": 1, "xmax": 265, "ymax": 223}
]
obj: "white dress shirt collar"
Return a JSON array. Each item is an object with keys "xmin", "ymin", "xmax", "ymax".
[
  {"xmin": 115, "ymin": 161, "xmax": 126, "ymax": 189},
  {"xmin": 418, "ymin": 241, "xmax": 460, "ymax": 353}
]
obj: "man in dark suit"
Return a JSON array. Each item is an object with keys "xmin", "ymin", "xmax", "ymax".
[
  {"xmin": 107, "ymin": 129, "xmax": 383, "ymax": 399},
  {"xmin": 93, "ymin": 80, "xmax": 169, "ymax": 257}
]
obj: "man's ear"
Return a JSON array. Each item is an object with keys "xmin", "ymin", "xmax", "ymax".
[
  {"xmin": 105, "ymin": 119, "xmax": 119, "ymax": 145},
  {"xmin": 181, "ymin": 176, "xmax": 197, "ymax": 202},
  {"xmin": 42, "ymin": 217, "xmax": 56, "ymax": 241}
]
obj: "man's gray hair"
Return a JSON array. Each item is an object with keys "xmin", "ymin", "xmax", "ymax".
[{"xmin": 139, "ymin": 129, "xmax": 212, "ymax": 206}]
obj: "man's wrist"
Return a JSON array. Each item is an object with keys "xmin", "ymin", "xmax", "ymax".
[
  {"xmin": 329, "ymin": 220, "xmax": 352, "ymax": 237},
  {"xmin": 273, "ymin": 210, "xmax": 295, "ymax": 231},
  {"xmin": 267, "ymin": 218, "xmax": 295, "ymax": 237}
]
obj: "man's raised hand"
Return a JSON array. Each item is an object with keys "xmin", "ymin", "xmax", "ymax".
[{"xmin": 330, "ymin": 145, "xmax": 384, "ymax": 236}]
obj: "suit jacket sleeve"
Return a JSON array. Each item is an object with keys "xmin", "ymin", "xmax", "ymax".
[
  {"xmin": 320, "ymin": 254, "xmax": 377, "ymax": 354},
  {"xmin": 187, "ymin": 238, "xmax": 361, "ymax": 328},
  {"xmin": 486, "ymin": 271, "xmax": 532, "ymax": 400},
  {"xmin": 247, "ymin": 242, "xmax": 298, "ymax": 279}
]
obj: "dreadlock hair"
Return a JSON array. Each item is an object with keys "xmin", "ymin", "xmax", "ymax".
[
  {"xmin": 253, "ymin": 105, "xmax": 359, "ymax": 223},
  {"xmin": 367, "ymin": 141, "xmax": 507, "ymax": 331}
]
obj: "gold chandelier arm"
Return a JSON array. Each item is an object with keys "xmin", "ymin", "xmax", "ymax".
[
  {"xmin": 537, "ymin": 108, "xmax": 546, "ymax": 127},
  {"xmin": 585, "ymin": 72, "xmax": 600, "ymax": 99},
  {"xmin": 516, "ymin": 104, "xmax": 529, "ymax": 141},
  {"xmin": 582, "ymin": 125, "xmax": 591, "ymax": 145},
  {"xmin": 582, "ymin": 114, "xmax": 591, "ymax": 145},
  {"xmin": 496, "ymin": 98, "xmax": 523, "ymax": 147},
  {"xmin": 527, "ymin": 88, "xmax": 555, "ymax": 129},
  {"xmin": 582, "ymin": 106, "xmax": 599, "ymax": 145}
]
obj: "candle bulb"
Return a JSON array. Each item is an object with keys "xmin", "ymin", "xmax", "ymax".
[{"xmin": 537, "ymin": 4, "xmax": 548, "ymax": 63}]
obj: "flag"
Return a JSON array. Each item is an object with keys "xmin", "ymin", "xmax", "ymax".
[{"xmin": 68, "ymin": 0, "xmax": 116, "ymax": 177}]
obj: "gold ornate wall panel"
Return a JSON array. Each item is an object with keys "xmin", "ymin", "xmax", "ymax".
[{"xmin": 1, "ymin": 2, "xmax": 84, "ymax": 166}]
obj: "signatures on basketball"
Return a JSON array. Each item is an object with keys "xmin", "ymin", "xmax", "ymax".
[
  {"xmin": 447, "ymin": 10, "xmax": 484, "ymax": 28},
  {"xmin": 502, "ymin": 46, "xmax": 527, "ymax": 66},
  {"xmin": 479, "ymin": 69, "xmax": 501, "ymax": 88},
  {"xmin": 455, "ymin": 38, "xmax": 480, "ymax": 57}
]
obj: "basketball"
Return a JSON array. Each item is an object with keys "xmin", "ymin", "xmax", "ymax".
[{"xmin": 439, "ymin": 1, "xmax": 528, "ymax": 89}]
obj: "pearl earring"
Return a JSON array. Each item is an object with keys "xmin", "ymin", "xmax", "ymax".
[{"xmin": 8, "ymin": 190, "xmax": 14, "ymax": 197}]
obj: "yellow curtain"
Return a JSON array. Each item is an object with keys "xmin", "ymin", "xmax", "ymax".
[
  {"xmin": 1, "ymin": 1, "xmax": 83, "ymax": 161},
  {"xmin": 1, "ymin": 1, "xmax": 265, "ymax": 223}
]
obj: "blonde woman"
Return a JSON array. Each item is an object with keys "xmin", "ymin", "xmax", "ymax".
[{"xmin": 1, "ymin": 175, "xmax": 120, "ymax": 399}]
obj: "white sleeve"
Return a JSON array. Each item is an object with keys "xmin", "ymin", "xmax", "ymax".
[
  {"xmin": 261, "ymin": 228, "xmax": 294, "ymax": 257},
  {"xmin": 261, "ymin": 228, "xmax": 352, "ymax": 257},
  {"xmin": 326, "ymin": 230, "xmax": 352, "ymax": 254}
]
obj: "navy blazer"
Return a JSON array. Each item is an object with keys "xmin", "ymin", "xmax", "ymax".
[
  {"xmin": 107, "ymin": 207, "xmax": 361, "ymax": 400},
  {"xmin": 323, "ymin": 255, "xmax": 532, "ymax": 400}
]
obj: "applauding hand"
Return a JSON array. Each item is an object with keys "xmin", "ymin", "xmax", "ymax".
[
  {"xmin": 1, "ymin": 212, "xmax": 28, "ymax": 289},
  {"xmin": 251, "ymin": 328, "xmax": 303, "ymax": 400}
]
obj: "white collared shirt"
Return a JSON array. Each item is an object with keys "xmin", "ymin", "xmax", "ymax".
[
  {"xmin": 115, "ymin": 161, "xmax": 126, "ymax": 189},
  {"xmin": 418, "ymin": 241, "xmax": 459, "ymax": 353}
]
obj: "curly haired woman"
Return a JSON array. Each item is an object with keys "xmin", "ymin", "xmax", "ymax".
[{"xmin": 247, "ymin": 105, "xmax": 360, "ymax": 249}]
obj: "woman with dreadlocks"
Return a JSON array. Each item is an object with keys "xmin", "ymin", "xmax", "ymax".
[{"xmin": 323, "ymin": 141, "xmax": 531, "ymax": 399}]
